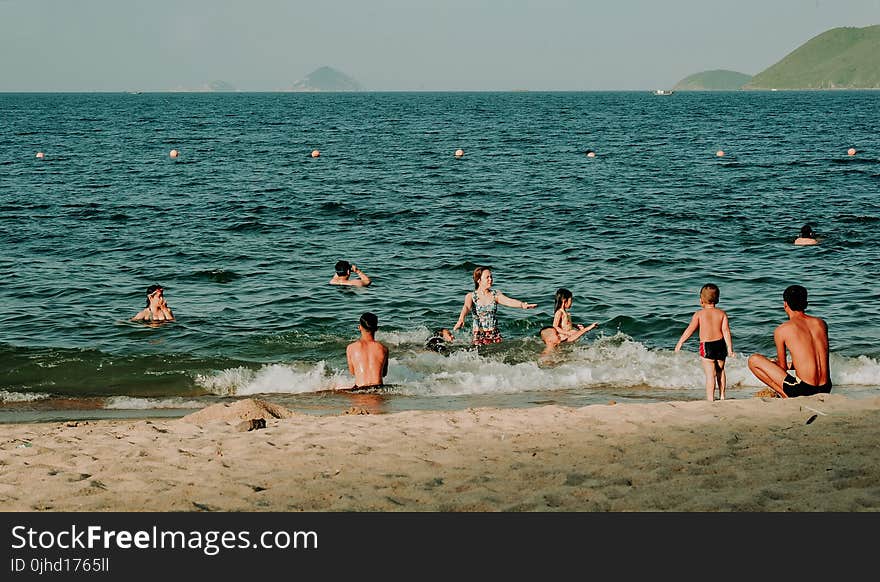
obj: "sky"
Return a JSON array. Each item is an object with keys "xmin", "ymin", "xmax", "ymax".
[{"xmin": 1, "ymin": 0, "xmax": 878, "ymax": 91}]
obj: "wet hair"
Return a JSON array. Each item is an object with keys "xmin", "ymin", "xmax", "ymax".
[
  {"xmin": 473, "ymin": 266, "xmax": 491, "ymax": 290},
  {"xmin": 145, "ymin": 284, "xmax": 163, "ymax": 307},
  {"xmin": 425, "ymin": 328, "xmax": 452, "ymax": 353},
  {"xmin": 800, "ymin": 224, "xmax": 814, "ymax": 238},
  {"xmin": 335, "ymin": 260, "xmax": 351, "ymax": 276},
  {"xmin": 554, "ymin": 288, "xmax": 573, "ymax": 312},
  {"xmin": 783, "ymin": 285, "xmax": 808, "ymax": 312},
  {"xmin": 425, "ymin": 336, "xmax": 447, "ymax": 353},
  {"xmin": 359, "ymin": 311, "xmax": 379, "ymax": 333},
  {"xmin": 700, "ymin": 283, "xmax": 720, "ymax": 305}
]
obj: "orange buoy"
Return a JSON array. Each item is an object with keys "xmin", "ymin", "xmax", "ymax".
[
  {"xmin": 311, "ymin": 150, "xmax": 320, "ymax": 158},
  {"xmin": 847, "ymin": 147, "xmax": 856, "ymax": 156},
  {"xmin": 169, "ymin": 149, "xmax": 179, "ymax": 158}
]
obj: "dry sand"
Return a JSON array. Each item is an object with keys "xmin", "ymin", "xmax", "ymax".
[{"xmin": 1, "ymin": 394, "xmax": 879, "ymax": 512}]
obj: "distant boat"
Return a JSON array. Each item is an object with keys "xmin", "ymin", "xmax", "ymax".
[{"xmin": 653, "ymin": 89, "xmax": 674, "ymax": 96}]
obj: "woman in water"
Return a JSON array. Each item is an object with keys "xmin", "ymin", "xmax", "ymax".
[{"xmin": 453, "ymin": 266, "xmax": 536, "ymax": 346}]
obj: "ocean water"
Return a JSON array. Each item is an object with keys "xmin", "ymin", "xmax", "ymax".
[{"xmin": 1, "ymin": 91, "xmax": 879, "ymax": 422}]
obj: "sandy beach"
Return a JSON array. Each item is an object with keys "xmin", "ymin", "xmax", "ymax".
[{"xmin": 1, "ymin": 393, "xmax": 878, "ymax": 512}]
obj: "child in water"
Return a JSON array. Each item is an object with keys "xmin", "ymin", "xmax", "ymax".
[
  {"xmin": 552, "ymin": 288, "xmax": 597, "ymax": 342},
  {"xmin": 674, "ymin": 283, "xmax": 734, "ymax": 401}
]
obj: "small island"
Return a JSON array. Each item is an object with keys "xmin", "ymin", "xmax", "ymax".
[{"xmin": 290, "ymin": 66, "xmax": 365, "ymax": 92}]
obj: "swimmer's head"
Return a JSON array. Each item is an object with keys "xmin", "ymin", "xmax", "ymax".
[
  {"xmin": 700, "ymin": 284, "xmax": 719, "ymax": 306},
  {"xmin": 783, "ymin": 285, "xmax": 808, "ymax": 312},
  {"xmin": 145, "ymin": 284, "xmax": 163, "ymax": 306},
  {"xmin": 358, "ymin": 311, "xmax": 379, "ymax": 333},
  {"xmin": 800, "ymin": 224, "xmax": 814, "ymax": 238},
  {"xmin": 425, "ymin": 336, "xmax": 448, "ymax": 353},
  {"xmin": 554, "ymin": 288, "xmax": 573, "ymax": 312},
  {"xmin": 540, "ymin": 326, "xmax": 561, "ymax": 347},
  {"xmin": 473, "ymin": 266, "xmax": 492, "ymax": 289},
  {"xmin": 335, "ymin": 260, "xmax": 351, "ymax": 276}
]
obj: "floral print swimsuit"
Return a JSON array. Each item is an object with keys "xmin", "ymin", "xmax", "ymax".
[{"xmin": 471, "ymin": 290, "xmax": 502, "ymax": 345}]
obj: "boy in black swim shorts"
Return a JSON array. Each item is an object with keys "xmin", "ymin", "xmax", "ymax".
[{"xmin": 675, "ymin": 283, "xmax": 735, "ymax": 401}]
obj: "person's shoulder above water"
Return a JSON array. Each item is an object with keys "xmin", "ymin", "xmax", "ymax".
[
  {"xmin": 794, "ymin": 224, "xmax": 818, "ymax": 246},
  {"xmin": 131, "ymin": 283, "xmax": 175, "ymax": 323},
  {"xmin": 329, "ymin": 260, "xmax": 372, "ymax": 287}
]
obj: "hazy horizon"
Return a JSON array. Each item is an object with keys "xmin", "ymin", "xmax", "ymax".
[{"xmin": 1, "ymin": 0, "xmax": 878, "ymax": 92}]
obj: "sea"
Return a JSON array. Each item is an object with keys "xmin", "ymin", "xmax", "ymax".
[{"xmin": 1, "ymin": 90, "xmax": 879, "ymax": 423}]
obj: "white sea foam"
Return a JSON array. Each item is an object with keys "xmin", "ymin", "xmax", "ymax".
[
  {"xmin": 0, "ymin": 390, "xmax": 51, "ymax": 403},
  {"xmin": 191, "ymin": 334, "xmax": 880, "ymax": 398},
  {"xmin": 195, "ymin": 361, "xmax": 345, "ymax": 396},
  {"xmin": 104, "ymin": 397, "xmax": 206, "ymax": 410}
]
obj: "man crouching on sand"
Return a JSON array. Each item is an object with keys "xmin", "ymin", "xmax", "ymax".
[
  {"xmin": 345, "ymin": 312, "xmax": 389, "ymax": 390},
  {"xmin": 748, "ymin": 285, "xmax": 832, "ymax": 398}
]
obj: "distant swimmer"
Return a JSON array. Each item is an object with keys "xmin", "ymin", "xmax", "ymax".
[
  {"xmin": 345, "ymin": 312, "xmax": 389, "ymax": 390},
  {"xmin": 131, "ymin": 284, "xmax": 175, "ymax": 322},
  {"xmin": 585, "ymin": 150, "xmax": 596, "ymax": 158},
  {"xmin": 794, "ymin": 224, "xmax": 818, "ymax": 246},
  {"xmin": 329, "ymin": 260, "xmax": 372, "ymax": 287}
]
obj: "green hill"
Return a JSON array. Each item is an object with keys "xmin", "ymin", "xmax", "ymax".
[
  {"xmin": 291, "ymin": 66, "xmax": 364, "ymax": 92},
  {"xmin": 673, "ymin": 69, "xmax": 752, "ymax": 91},
  {"xmin": 744, "ymin": 25, "xmax": 880, "ymax": 89}
]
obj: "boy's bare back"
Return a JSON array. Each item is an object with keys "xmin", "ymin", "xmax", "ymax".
[{"xmin": 696, "ymin": 307, "xmax": 727, "ymax": 341}]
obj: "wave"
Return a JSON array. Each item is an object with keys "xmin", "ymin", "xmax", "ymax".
[{"xmin": 191, "ymin": 333, "xmax": 880, "ymax": 398}]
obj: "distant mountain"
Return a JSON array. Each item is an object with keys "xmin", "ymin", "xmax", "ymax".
[
  {"xmin": 291, "ymin": 66, "xmax": 364, "ymax": 92},
  {"xmin": 207, "ymin": 80, "xmax": 237, "ymax": 92},
  {"xmin": 744, "ymin": 25, "xmax": 880, "ymax": 89},
  {"xmin": 673, "ymin": 69, "xmax": 752, "ymax": 91}
]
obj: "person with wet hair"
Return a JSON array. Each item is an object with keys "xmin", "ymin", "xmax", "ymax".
[
  {"xmin": 330, "ymin": 260, "xmax": 372, "ymax": 287},
  {"xmin": 131, "ymin": 284, "xmax": 174, "ymax": 322}
]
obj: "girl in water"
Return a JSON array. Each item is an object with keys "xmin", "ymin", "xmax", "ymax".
[
  {"xmin": 552, "ymin": 288, "xmax": 597, "ymax": 342},
  {"xmin": 453, "ymin": 266, "xmax": 536, "ymax": 345}
]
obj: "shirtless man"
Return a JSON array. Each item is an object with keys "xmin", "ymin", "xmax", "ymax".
[
  {"xmin": 794, "ymin": 224, "xmax": 818, "ymax": 246},
  {"xmin": 345, "ymin": 312, "xmax": 389, "ymax": 389},
  {"xmin": 747, "ymin": 285, "xmax": 832, "ymax": 398},
  {"xmin": 329, "ymin": 260, "xmax": 371, "ymax": 287}
]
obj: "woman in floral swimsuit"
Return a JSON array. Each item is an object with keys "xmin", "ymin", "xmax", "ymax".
[{"xmin": 453, "ymin": 266, "xmax": 537, "ymax": 346}]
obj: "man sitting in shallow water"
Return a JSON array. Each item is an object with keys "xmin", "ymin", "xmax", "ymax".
[{"xmin": 345, "ymin": 312, "xmax": 389, "ymax": 390}]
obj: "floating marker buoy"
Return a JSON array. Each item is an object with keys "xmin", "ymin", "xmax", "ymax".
[
  {"xmin": 169, "ymin": 149, "xmax": 179, "ymax": 158},
  {"xmin": 35, "ymin": 152, "xmax": 45, "ymax": 159},
  {"xmin": 847, "ymin": 147, "xmax": 856, "ymax": 156},
  {"xmin": 454, "ymin": 149, "xmax": 464, "ymax": 158},
  {"xmin": 716, "ymin": 150, "xmax": 725, "ymax": 157},
  {"xmin": 311, "ymin": 150, "xmax": 320, "ymax": 158}
]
